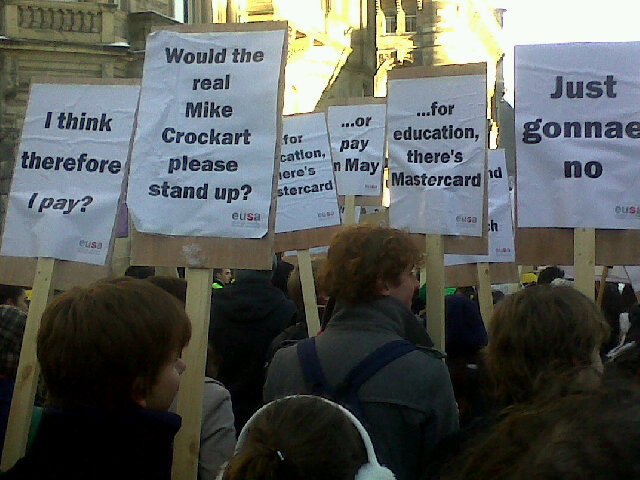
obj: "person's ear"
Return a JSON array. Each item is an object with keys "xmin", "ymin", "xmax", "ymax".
[
  {"xmin": 5, "ymin": 298, "xmax": 16, "ymax": 308},
  {"xmin": 131, "ymin": 377, "xmax": 148, "ymax": 408},
  {"xmin": 377, "ymin": 276, "xmax": 391, "ymax": 296}
]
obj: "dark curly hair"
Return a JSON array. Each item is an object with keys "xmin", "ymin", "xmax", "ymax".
[{"xmin": 318, "ymin": 225, "xmax": 421, "ymax": 305}]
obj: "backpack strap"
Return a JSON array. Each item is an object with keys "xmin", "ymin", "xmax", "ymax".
[
  {"xmin": 296, "ymin": 337, "xmax": 335, "ymax": 397},
  {"xmin": 335, "ymin": 340, "xmax": 416, "ymax": 417}
]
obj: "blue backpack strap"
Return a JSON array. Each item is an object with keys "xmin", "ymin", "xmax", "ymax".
[
  {"xmin": 335, "ymin": 340, "xmax": 416, "ymax": 417},
  {"xmin": 296, "ymin": 337, "xmax": 335, "ymax": 397}
]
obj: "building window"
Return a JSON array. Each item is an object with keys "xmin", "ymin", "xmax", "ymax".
[
  {"xmin": 385, "ymin": 14, "xmax": 397, "ymax": 34},
  {"xmin": 405, "ymin": 15, "xmax": 417, "ymax": 32}
]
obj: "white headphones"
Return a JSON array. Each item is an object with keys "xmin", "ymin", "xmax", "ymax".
[{"xmin": 234, "ymin": 395, "xmax": 396, "ymax": 480}]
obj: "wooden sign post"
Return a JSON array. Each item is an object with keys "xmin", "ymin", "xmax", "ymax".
[
  {"xmin": 171, "ymin": 267, "xmax": 213, "ymax": 480},
  {"xmin": 0, "ymin": 77, "xmax": 139, "ymax": 468},
  {"xmin": 476, "ymin": 262, "xmax": 493, "ymax": 326},
  {"xmin": 573, "ymin": 228, "xmax": 596, "ymax": 300},
  {"xmin": 1, "ymin": 258, "xmax": 55, "ymax": 470},
  {"xmin": 388, "ymin": 63, "xmax": 490, "ymax": 353},
  {"xmin": 297, "ymin": 249, "xmax": 321, "ymax": 335},
  {"xmin": 515, "ymin": 43, "xmax": 640, "ymax": 298},
  {"xmin": 327, "ymin": 98, "xmax": 386, "ymax": 227},
  {"xmin": 343, "ymin": 195, "xmax": 357, "ymax": 225},
  {"xmin": 274, "ymin": 112, "xmax": 343, "ymax": 336},
  {"xmin": 425, "ymin": 235, "xmax": 445, "ymax": 350},
  {"xmin": 124, "ymin": 22, "xmax": 288, "ymax": 480},
  {"xmin": 596, "ymin": 265, "xmax": 610, "ymax": 306}
]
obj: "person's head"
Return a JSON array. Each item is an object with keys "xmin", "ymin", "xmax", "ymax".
[
  {"xmin": 446, "ymin": 379, "xmax": 640, "ymax": 480},
  {"xmin": 124, "ymin": 265, "xmax": 156, "ymax": 279},
  {"xmin": 272, "ymin": 261, "xmax": 294, "ymax": 294},
  {"xmin": 145, "ymin": 276, "xmax": 187, "ymax": 305},
  {"xmin": 0, "ymin": 284, "xmax": 29, "ymax": 312},
  {"xmin": 488, "ymin": 285, "xmax": 609, "ymax": 404},
  {"xmin": 319, "ymin": 225, "xmax": 421, "ymax": 307},
  {"xmin": 445, "ymin": 294, "xmax": 488, "ymax": 358},
  {"xmin": 214, "ymin": 268, "xmax": 233, "ymax": 286},
  {"xmin": 537, "ymin": 266, "xmax": 565, "ymax": 285},
  {"xmin": 38, "ymin": 277, "xmax": 191, "ymax": 411},
  {"xmin": 223, "ymin": 395, "xmax": 395, "ymax": 480}
]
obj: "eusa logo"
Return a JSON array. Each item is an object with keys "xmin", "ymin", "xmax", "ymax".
[
  {"xmin": 615, "ymin": 205, "xmax": 640, "ymax": 218},
  {"xmin": 231, "ymin": 212, "xmax": 261, "ymax": 221},
  {"xmin": 78, "ymin": 239, "xmax": 103, "ymax": 253},
  {"xmin": 455, "ymin": 215, "xmax": 478, "ymax": 224}
]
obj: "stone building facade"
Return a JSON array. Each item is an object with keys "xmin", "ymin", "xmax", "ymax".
[
  {"xmin": 375, "ymin": 0, "xmax": 506, "ymax": 148},
  {"xmin": 0, "ymin": 0, "xmax": 376, "ymax": 222}
]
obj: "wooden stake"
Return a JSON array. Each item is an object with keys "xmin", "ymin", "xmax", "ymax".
[
  {"xmin": 297, "ymin": 249, "xmax": 320, "ymax": 336},
  {"xmin": 574, "ymin": 228, "xmax": 596, "ymax": 301},
  {"xmin": 1, "ymin": 257, "xmax": 56, "ymax": 470},
  {"xmin": 171, "ymin": 268, "xmax": 213, "ymax": 480},
  {"xmin": 425, "ymin": 235, "xmax": 445, "ymax": 351},
  {"xmin": 344, "ymin": 195, "xmax": 356, "ymax": 225},
  {"xmin": 476, "ymin": 262, "xmax": 493, "ymax": 328},
  {"xmin": 596, "ymin": 266, "xmax": 610, "ymax": 307}
]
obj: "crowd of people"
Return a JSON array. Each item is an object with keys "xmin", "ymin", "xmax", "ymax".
[{"xmin": 1, "ymin": 225, "xmax": 640, "ymax": 479}]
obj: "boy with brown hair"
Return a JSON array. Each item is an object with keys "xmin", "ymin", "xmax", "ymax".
[{"xmin": 2, "ymin": 277, "xmax": 191, "ymax": 480}]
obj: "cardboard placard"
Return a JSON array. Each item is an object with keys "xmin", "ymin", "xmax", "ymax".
[
  {"xmin": 273, "ymin": 113, "xmax": 341, "ymax": 251},
  {"xmin": 516, "ymin": 42, "xmax": 640, "ymax": 229},
  {"xmin": 130, "ymin": 22, "xmax": 288, "ymax": 270},
  {"xmin": 327, "ymin": 103, "xmax": 386, "ymax": 197},
  {"xmin": 446, "ymin": 149, "xmax": 515, "ymax": 266},
  {"xmin": 1, "ymin": 79, "xmax": 139, "ymax": 265},
  {"xmin": 128, "ymin": 24, "xmax": 286, "ymax": 238},
  {"xmin": 388, "ymin": 63, "xmax": 487, "ymax": 237}
]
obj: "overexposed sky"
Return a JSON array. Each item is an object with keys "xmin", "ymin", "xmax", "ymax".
[{"xmin": 490, "ymin": 0, "xmax": 640, "ymax": 103}]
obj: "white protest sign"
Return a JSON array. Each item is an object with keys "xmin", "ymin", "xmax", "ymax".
[
  {"xmin": 327, "ymin": 104, "xmax": 386, "ymax": 196},
  {"xmin": 516, "ymin": 42, "xmax": 640, "ymax": 229},
  {"xmin": 275, "ymin": 113, "xmax": 340, "ymax": 233},
  {"xmin": 625, "ymin": 266, "xmax": 640, "ymax": 292},
  {"xmin": 446, "ymin": 150, "xmax": 515, "ymax": 265},
  {"xmin": 1, "ymin": 82, "xmax": 139, "ymax": 265},
  {"xmin": 388, "ymin": 73, "xmax": 486, "ymax": 235},
  {"xmin": 127, "ymin": 29, "xmax": 285, "ymax": 237}
]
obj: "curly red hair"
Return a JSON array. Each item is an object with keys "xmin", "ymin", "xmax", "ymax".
[{"xmin": 318, "ymin": 225, "xmax": 421, "ymax": 305}]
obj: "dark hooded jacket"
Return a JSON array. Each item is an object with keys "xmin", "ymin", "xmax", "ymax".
[
  {"xmin": 2, "ymin": 407, "xmax": 180, "ymax": 480},
  {"xmin": 209, "ymin": 270, "xmax": 297, "ymax": 433}
]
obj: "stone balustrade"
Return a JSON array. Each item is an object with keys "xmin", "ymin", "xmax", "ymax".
[{"xmin": 1, "ymin": 0, "xmax": 127, "ymax": 43}]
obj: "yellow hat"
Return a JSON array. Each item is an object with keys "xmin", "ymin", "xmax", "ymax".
[{"xmin": 521, "ymin": 272, "xmax": 538, "ymax": 284}]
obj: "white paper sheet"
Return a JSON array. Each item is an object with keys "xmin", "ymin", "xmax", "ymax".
[
  {"xmin": 275, "ymin": 113, "xmax": 341, "ymax": 233},
  {"xmin": 127, "ymin": 29, "xmax": 285, "ymax": 237},
  {"xmin": 516, "ymin": 42, "xmax": 640, "ymax": 228},
  {"xmin": 1, "ymin": 83, "xmax": 139, "ymax": 265},
  {"xmin": 388, "ymin": 74, "xmax": 486, "ymax": 235}
]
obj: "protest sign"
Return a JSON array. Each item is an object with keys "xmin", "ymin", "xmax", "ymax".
[
  {"xmin": 327, "ymin": 102, "xmax": 386, "ymax": 197},
  {"xmin": 0, "ymin": 78, "xmax": 138, "ymax": 469},
  {"xmin": 275, "ymin": 113, "xmax": 340, "ymax": 234},
  {"xmin": 274, "ymin": 113, "xmax": 341, "ymax": 335},
  {"xmin": 446, "ymin": 150, "xmax": 515, "ymax": 266},
  {"xmin": 127, "ymin": 26, "xmax": 286, "ymax": 239},
  {"xmin": 124, "ymin": 23, "xmax": 287, "ymax": 480},
  {"xmin": 0, "ymin": 81, "xmax": 139, "ymax": 266},
  {"xmin": 128, "ymin": 22, "xmax": 287, "ymax": 270},
  {"xmin": 625, "ymin": 266, "xmax": 640, "ymax": 293},
  {"xmin": 516, "ymin": 42, "xmax": 640, "ymax": 229},
  {"xmin": 388, "ymin": 65, "xmax": 486, "ymax": 237}
]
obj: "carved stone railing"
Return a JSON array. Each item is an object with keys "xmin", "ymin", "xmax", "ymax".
[{"xmin": 1, "ymin": 0, "xmax": 127, "ymax": 44}]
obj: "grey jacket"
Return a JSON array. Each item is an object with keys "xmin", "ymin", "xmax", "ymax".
[
  {"xmin": 171, "ymin": 378, "xmax": 236, "ymax": 480},
  {"xmin": 264, "ymin": 296, "xmax": 459, "ymax": 480}
]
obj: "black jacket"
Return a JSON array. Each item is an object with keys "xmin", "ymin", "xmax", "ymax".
[
  {"xmin": 210, "ymin": 272, "xmax": 296, "ymax": 432},
  {"xmin": 2, "ymin": 407, "xmax": 180, "ymax": 479}
]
